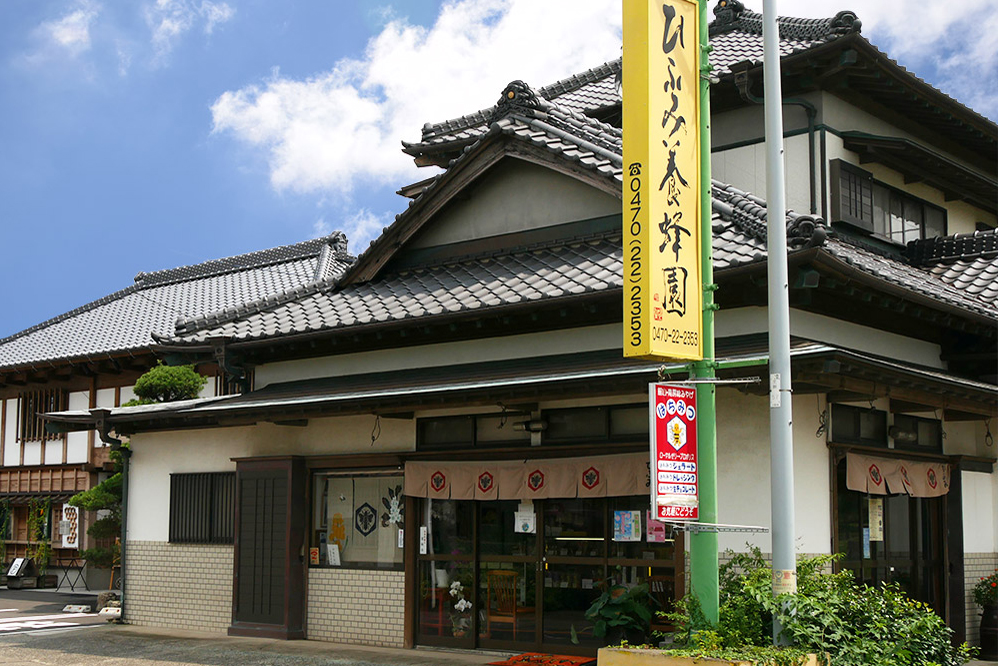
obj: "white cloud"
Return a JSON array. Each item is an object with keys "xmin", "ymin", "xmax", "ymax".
[
  {"xmin": 25, "ymin": 2, "xmax": 100, "ymax": 63},
  {"xmin": 742, "ymin": 0, "xmax": 997, "ymax": 119},
  {"xmin": 210, "ymin": 0, "xmax": 623, "ymax": 196},
  {"xmin": 344, "ymin": 209, "xmax": 392, "ymax": 253},
  {"xmin": 211, "ymin": 0, "xmax": 993, "ymax": 205},
  {"xmin": 313, "ymin": 218, "xmax": 331, "ymax": 237},
  {"xmin": 146, "ymin": 0, "xmax": 235, "ymax": 63}
]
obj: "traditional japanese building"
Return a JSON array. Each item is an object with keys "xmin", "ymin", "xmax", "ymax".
[
  {"xmin": 0, "ymin": 234, "xmax": 352, "ymax": 587},
  {"xmin": 45, "ymin": 1, "xmax": 995, "ymax": 656}
]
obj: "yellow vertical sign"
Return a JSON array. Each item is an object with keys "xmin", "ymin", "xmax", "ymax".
[{"xmin": 623, "ymin": 0, "xmax": 702, "ymax": 361}]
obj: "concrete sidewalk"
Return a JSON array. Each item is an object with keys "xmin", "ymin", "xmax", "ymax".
[{"xmin": 0, "ymin": 624, "xmax": 506, "ymax": 666}]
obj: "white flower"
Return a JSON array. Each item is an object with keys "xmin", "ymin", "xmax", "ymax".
[{"xmin": 454, "ymin": 598, "xmax": 472, "ymax": 612}]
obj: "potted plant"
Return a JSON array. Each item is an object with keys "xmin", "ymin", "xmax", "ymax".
[
  {"xmin": 974, "ymin": 569, "xmax": 998, "ymax": 660},
  {"xmin": 585, "ymin": 582, "xmax": 653, "ymax": 645},
  {"xmin": 448, "ymin": 580, "xmax": 473, "ymax": 637}
]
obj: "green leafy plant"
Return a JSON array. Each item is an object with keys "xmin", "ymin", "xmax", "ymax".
[
  {"xmin": 68, "ymin": 473, "xmax": 122, "ymax": 570},
  {"xmin": 584, "ymin": 583, "xmax": 653, "ymax": 642},
  {"xmin": 973, "ymin": 569, "xmax": 998, "ymax": 608},
  {"xmin": 0, "ymin": 499, "xmax": 10, "ymax": 566},
  {"xmin": 666, "ymin": 549, "xmax": 976, "ymax": 666},
  {"xmin": 26, "ymin": 498, "xmax": 52, "ymax": 576},
  {"xmin": 123, "ymin": 363, "xmax": 207, "ymax": 406}
]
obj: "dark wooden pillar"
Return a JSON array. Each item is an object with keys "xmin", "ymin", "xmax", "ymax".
[
  {"xmin": 229, "ymin": 456, "xmax": 307, "ymax": 639},
  {"xmin": 946, "ymin": 467, "xmax": 965, "ymax": 645}
]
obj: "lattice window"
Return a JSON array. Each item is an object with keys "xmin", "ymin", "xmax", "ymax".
[
  {"xmin": 169, "ymin": 472, "xmax": 235, "ymax": 544},
  {"xmin": 18, "ymin": 389, "xmax": 66, "ymax": 442}
]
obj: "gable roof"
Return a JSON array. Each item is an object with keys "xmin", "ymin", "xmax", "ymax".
[
  {"xmin": 0, "ymin": 233, "xmax": 354, "ymax": 373},
  {"xmin": 153, "ymin": 173, "xmax": 997, "ymax": 349},
  {"xmin": 404, "ymin": 3, "xmax": 996, "ymax": 172}
]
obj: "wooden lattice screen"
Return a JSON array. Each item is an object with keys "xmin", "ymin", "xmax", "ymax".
[{"xmin": 18, "ymin": 389, "xmax": 66, "ymax": 442}]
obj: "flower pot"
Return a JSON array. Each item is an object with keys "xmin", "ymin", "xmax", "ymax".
[{"xmin": 981, "ymin": 603, "xmax": 998, "ymax": 661}]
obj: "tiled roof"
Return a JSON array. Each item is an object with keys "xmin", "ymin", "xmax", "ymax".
[
  {"xmin": 0, "ymin": 234, "xmax": 354, "ymax": 371},
  {"xmin": 161, "ymin": 173, "xmax": 998, "ymax": 346},
  {"xmin": 906, "ymin": 229, "xmax": 998, "ymax": 308},
  {"xmin": 405, "ymin": 5, "xmax": 860, "ymax": 154}
]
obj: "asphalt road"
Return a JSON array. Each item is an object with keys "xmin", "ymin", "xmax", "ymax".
[{"xmin": 0, "ymin": 589, "xmax": 103, "ymax": 636}]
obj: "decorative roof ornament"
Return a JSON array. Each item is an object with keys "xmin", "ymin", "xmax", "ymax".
[
  {"xmin": 709, "ymin": 1, "xmax": 861, "ymax": 39},
  {"xmin": 829, "ymin": 11, "xmax": 862, "ymax": 34},
  {"xmin": 713, "ymin": 0, "xmax": 745, "ymax": 27},
  {"xmin": 488, "ymin": 80, "xmax": 545, "ymax": 124}
]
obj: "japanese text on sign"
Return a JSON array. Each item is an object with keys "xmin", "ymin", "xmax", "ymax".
[
  {"xmin": 623, "ymin": 0, "xmax": 702, "ymax": 361},
  {"xmin": 649, "ymin": 383, "xmax": 699, "ymax": 521}
]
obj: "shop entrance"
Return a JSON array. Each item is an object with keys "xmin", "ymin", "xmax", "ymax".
[
  {"xmin": 834, "ymin": 458, "xmax": 946, "ymax": 616},
  {"xmin": 415, "ymin": 496, "xmax": 683, "ymax": 653}
]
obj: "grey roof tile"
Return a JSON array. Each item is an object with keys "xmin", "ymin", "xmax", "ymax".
[{"xmin": 0, "ymin": 234, "xmax": 355, "ymax": 371}]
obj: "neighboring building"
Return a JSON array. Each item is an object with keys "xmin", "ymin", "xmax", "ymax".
[
  {"xmin": 46, "ymin": 1, "xmax": 995, "ymax": 657},
  {"xmin": 0, "ymin": 234, "xmax": 352, "ymax": 586}
]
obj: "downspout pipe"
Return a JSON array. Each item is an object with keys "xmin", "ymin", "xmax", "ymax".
[
  {"xmin": 92, "ymin": 409, "xmax": 128, "ymax": 621},
  {"xmin": 733, "ymin": 64, "xmax": 818, "ymax": 214}
]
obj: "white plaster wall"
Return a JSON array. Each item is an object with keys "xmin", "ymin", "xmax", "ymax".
[
  {"xmin": 119, "ymin": 386, "xmax": 136, "ymax": 405},
  {"xmin": 95, "ymin": 388, "xmax": 115, "ymax": 407},
  {"xmin": 409, "ymin": 159, "xmax": 618, "ymax": 249},
  {"xmin": 43, "ymin": 440, "xmax": 62, "ymax": 465},
  {"xmin": 22, "ymin": 440, "xmax": 41, "ymax": 465},
  {"xmin": 714, "ymin": 389, "xmax": 831, "ymax": 554},
  {"xmin": 820, "ymin": 93, "xmax": 994, "ymax": 180},
  {"xmin": 257, "ymin": 324, "xmax": 621, "ymax": 387},
  {"xmin": 260, "ymin": 311, "xmax": 941, "ymax": 390},
  {"xmin": 944, "ymin": 420, "xmax": 987, "ymax": 457},
  {"xmin": 2, "ymin": 399, "xmax": 17, "ymax": 466},
  {"xmin": 711, "ymin": 133, "xmax": 813, "ymax": 216},
  {"xmin": 962, "ymin": 471, "xmax": 998, "ymax": 553},
  {"xmin": 127, "ymin": 415, "xmax": 415, "ymax": 542},
  {"xmin": 715, "ymin": 306, "xmax": 944, "ymax": 369},
  {"xmin": 66, "ymin": 391, "xmax": 89, "ymax": 464}
]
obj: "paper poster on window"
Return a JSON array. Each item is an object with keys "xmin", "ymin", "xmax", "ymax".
[
  {"xmin": 613, "ymin": 510, "xmax": 642, "ymax": 542},
  {"xmin": 646, "ymin": 511, "xmax": 669, "ymax": 543},
  {"xmin": 514, "ymin": 510, "xmax": 536, "ymax": 534},
  {"xmin": 868, "ymin": 497, "xmax": 884, "ymax": 541},
  {"xmin": 323, "ymin": 476, "xmax": 403, "ymax": 566},
  {"xmin": 326, "ymin": 543, "xmax": 340, "ymax": 566}
]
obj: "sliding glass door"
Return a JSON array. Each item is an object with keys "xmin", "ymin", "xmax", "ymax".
[{"xmin": 415, "ymin": 496, "xmax": 683, "ymax": 653}]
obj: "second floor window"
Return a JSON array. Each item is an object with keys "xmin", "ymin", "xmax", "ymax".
[
  {"xmin": 832, "ymin": 160, "xmax": 946, "ymax": 244},
  {"xmin": 18, "ymin": 389, "xmax": 66, "ymax": 442}
]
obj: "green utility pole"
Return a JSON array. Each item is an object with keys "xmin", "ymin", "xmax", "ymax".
[{"xmin": 689, "ymin": 0, "xmax": 719, "ymax": 626}]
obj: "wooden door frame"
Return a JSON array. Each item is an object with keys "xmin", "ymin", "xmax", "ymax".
[{"xmin": 229, "ymin": 456, "xmax": 307, "ymax": 640}]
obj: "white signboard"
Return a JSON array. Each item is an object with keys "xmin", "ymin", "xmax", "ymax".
[{"xmin": 61, "ymin": 504, "xmax": 80, "ymax": 550}]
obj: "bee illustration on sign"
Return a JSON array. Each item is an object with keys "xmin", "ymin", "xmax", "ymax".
[{"xmin": 667, "ymin": 416, "xmax": 687, "ymax": 450}]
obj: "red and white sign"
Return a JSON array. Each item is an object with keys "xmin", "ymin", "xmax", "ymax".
[{"xmin": 650, "ymin": 383, "xmax": 698, "ymax": 521}]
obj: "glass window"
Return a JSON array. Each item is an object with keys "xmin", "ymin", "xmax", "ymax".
[
  {"xmin": 545, "ymin": 408, "xmax": 608, "ymax": 442},
  {"xmin": 609, "ymin": 405, "xmax": 649, "ymax": 438},
  {"xmin": 311, "ymin": 473, "xmax": 404, "ymax": 568},
  {"xmin": 833, "ymin": 160, "xmax": 947, "ymax": 242},
  {"xmin": 544, "ymin": 499, "xmax": 605, "ymax": 558}
]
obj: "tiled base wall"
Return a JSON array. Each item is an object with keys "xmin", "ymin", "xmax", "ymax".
[
  {"xmin": 965, "ymin": 552, "xmax": 998, "ymax": 647},
  {"xmin": 126, "ymin": 541, "xmax": 233, "ymax": 633},
  {"xmin": 307, "ymin": 568, "xmax": 405, "ymax": 647}
]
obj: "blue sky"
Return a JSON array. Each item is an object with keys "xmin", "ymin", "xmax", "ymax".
[{"xmin": 0, "ymin": 0, "xmax": 994, "ymax": 340}]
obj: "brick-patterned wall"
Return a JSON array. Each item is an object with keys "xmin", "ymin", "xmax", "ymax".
[
  {"xmin": 126, "ymin": 541, "xmax": 233, "ymax": 633},
  {"xmin": 965, "ymin": 552, "xmax": 998, "ymax": 646},
  {"xmin": 307, "ymin": 568, "xmax": 405, "ymax": 646}
]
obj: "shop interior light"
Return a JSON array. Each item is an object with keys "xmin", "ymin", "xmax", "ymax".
[{"xmin": 889, "ymin": 426, "xmax": 918, "ymax": 443}]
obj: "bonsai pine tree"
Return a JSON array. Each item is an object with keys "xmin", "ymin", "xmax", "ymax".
[{"xmin": 69, "ymin": 363, "xmax": 207, "ymax": 569}]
